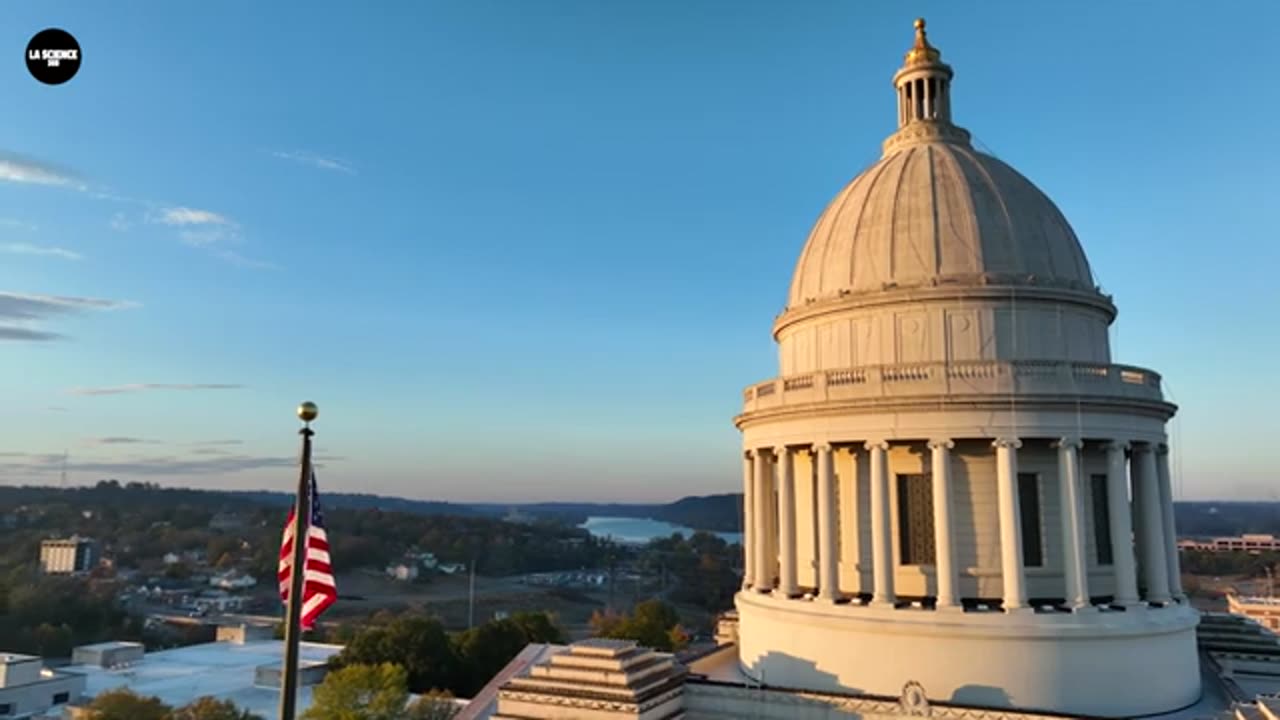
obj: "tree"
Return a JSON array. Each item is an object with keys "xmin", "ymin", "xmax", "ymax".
[
  {"xmin": 332, "ymin": 616, "xmax": 460, "ymax": 694},
  {"xmin": 405, "ymin": 690, "xmax": 461, "ymax": 720},
  {"xmin": 452, "ymin": 620, "xmax": 529, "ymax": 696},
  {"xmin": 169, "ymin": 697, "xmax": 262, "ymax": 720},
  {"xmin": 590, "ymin": 599, "xmax": 687, "ymax": 652},
  {"xmin": 302, "ymin": 663, "xmax": 410, "ymax": 720},
  {"xmin": 82, "ymin": 689, "xmax": 170, "ymax": 720}
]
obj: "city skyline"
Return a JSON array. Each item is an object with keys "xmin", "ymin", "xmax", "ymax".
[{"xmin": 1, "ymin": 1, "xmax": 1276, "ymax": 502}]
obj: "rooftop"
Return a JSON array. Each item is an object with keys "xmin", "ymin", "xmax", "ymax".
[{"xmin": 62, "ymin": 639, "xmax": 343, "ymax": 717}]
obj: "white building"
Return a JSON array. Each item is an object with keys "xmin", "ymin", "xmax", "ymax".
[
  {"xmin": 62, "ymin": 637, "xmax": 343, "ymax": 717},
  {"xmin": 39, "ymin": 536, "xmax": 97, "ymax": 575},
  {"xmin": 0, "ymin": 653, "xmax": 85, "ymax": 718},
  {"xmin": 731, "ymin": 17, "xmax": 1198, "ymax": 718},
  {"xmin": 387, "ymin": 562, "xmax": 421, "ymax": 581},
  {"xmin": 210, "ymin": 571, "xmax": 258, "ymax": 590}
]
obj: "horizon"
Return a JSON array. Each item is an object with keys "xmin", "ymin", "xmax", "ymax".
[{"xmin": 2, "ymin": 2, "xmax": 1277, "ymax": 503}]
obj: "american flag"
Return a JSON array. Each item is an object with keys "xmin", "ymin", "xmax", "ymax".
[{"xmin": 278, "ymin": 469, "xmax": 337, "ymax": 630}]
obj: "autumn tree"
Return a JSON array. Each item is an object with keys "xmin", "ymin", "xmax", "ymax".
[
  {"xmin": 590, "ymin": 599, "xmax": 688, "ymax": 652},
  {"xmin": 169, "ymin": 696, "xmax": 262, "ymax": 720},
  {"xmin": 302, "ymin": 663, "xmax": 410, "ymax": 720},
  {"xmin": 405, "ymin": 690, "xmax": 461, "ymax": 720},
  {"xmin": 82, "ymin": 689, "xmax": 170, "ymax": 720}
]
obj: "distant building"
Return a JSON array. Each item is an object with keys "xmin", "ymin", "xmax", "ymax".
[
  {"xmin": 209, "ymin": 571, "xmax": 257, "ymax": 590},
  {"xmin": 208, "ymin": 512, "xmax": 245, "ymax": 531},
  {"xmin": 386, "ymin": 563, "xmax": 420, "ymax": 582},
  {"xmin": 39, "ymin": 536, "xmax": 97, "ymax": 575},
  {"xmin": 1228, "ymin": 594, "xmax": 1280, "ymax": 632},
  {"xmin": 1180, "ymin": 534, "xmax": 1280, "ymax": 553},
  {"xmin": 162, "ymin": 552, "xmax": 181, "ymax": 565},
  {"xmin": 0, "ymin": 652, "xmax": 85, "ymax": 718}
]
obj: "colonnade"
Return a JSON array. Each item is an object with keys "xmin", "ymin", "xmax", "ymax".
[{"xmin": 740, "ymin": 438, "xmax": 1185, "ymax": 612}]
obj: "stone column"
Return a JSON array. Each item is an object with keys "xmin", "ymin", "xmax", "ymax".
[
  {"xmin": 1104, "ymin": 441, "xmax": 1141, "ymax": 606},
  {"xmin": 742, "ymin": 451, "xmax": 755, "ymax": 590},
  {"xmin": 994, "ymin": 438, "xmax": 1028, "ymax": 612},
  {"xmin": 814, "ymin": 443, "xmax": 839, "ymax": 602},
  {"xmin": 753, "ymin": 449, "xmax": 773, "ymax": 593},
  {"xmin": 1157, "ymin": 444, "xmax": 1186, "ymax": 601},
  {"xmin": 1055, "ymin": 438, "xmax": 1092, "ymax": 610},
  {"xmin": 775, "ymin": 446, "xmax": 799, "ymax": 598},
  {"xmin": 867, "ymin": 440, "xmax": 895, "ymax": 607},
  {"xmin": 1133, "ymin": 443, "xmax": 1171, "ymax": 604},
  {"xmin": 929, "ymin": 439, "xmax": 959, "ymax": 610}
]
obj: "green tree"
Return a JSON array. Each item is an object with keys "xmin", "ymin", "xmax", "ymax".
[
  {"xmin": 590, "ymin": 599, "xmax": 687, "ymax": 652},
  {"xmin": 83, "ymin": 689, "xmax": 170, "ymax": 720},
  {"xmin": 332, "ymin": 616, "xmax": 459, "ymax": 694},
  {"xmin": 302, "ymin": 663, "xmax": 409, "ymax": 720},
  {"xmin": 169, "ymin": 697, "xmax": 262, "ymax": 720},
  {"xmin": 452, "ymin": 620, "xmax": 529, "ymax": 696},
  {"xmin": 405, "ymin": 690, "xmax": 461, "ymax": 719}
]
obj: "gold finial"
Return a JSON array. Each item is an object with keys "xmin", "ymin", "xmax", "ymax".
[
  {"xmin": 905, "ymin": 17, "xmax": 941, "ymax": 65},
  {"xmin": 297, "ymin": 401, "xmax": 319, "ymax": 423}
]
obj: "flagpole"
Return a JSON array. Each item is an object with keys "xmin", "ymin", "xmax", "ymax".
[{"xmin": 279, "ymin": 401, "xmax": 317, "ymax": 720}]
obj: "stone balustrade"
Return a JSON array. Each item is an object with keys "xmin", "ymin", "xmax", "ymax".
[{"xmin": 742, "ymin": 360, "xmax": 1163, "ymax": 411}]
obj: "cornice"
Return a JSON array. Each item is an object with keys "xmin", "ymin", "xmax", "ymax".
[
  {"xmin": 734, "ymin": 395, "xmax": 1178, "ymax": 430},
  {"xmin": 775, "ymin": 283, "xmax": 1116, "ymax": 340}
]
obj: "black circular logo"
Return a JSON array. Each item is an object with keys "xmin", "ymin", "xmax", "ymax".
[{"xmin": 26, "ymin": 29, "xmax": 81, "ymax": 85}]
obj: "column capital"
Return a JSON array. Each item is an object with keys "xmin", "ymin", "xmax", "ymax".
[
  {"xmin": 992, "ymin": 437, "xmax": 1022, "ymax": 450},
  {"xmin": 772, "ymin": 445, "xmax": 791, "ymax": 459},
  {"xmin": 864, "ymin": 439, "xmax": 890, "ymax": 452},
  {"xmin": 1102, "ymin": 440, "xmax": 1130, "ymax": 453},
  {"xmin": 811, "ymin": 442, "xmax": 833, "ymax": 454},
  {"xmin": 744, "ymin": 449, "xmax": 757, "ymax": 460},
  {"xmin": 927, "ymin": 438, "xmax": 955, "ymax": 450},
  {"xmin": 1130, "ymin": 441, "xmax": 1156, "ymax": 455},
  {"xmin": 1052, "ymin": 437, "xmax": 1084, "ymax": 450},
  {"xmin": 1156, "ymin": 442, "xmax": 1171, "ymax": 456}
]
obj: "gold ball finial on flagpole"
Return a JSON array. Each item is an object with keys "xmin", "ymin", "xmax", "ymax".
[{"xmin": 297, "ymin": 401, "xmax": 319, "ymax": 423}]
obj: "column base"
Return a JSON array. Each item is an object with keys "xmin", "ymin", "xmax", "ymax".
[
  {"xmin": 1003, "ymin": 605, "xmax": 1034, "ymax": 615},
  {"xmin": 756, "ymin": 586, "xmax": 775, "ymax": 595},
  {"xmin": 870, "ymin": 597, "xmax": 897, "ymax": 609},
  {"xmin": 773, "ymin": 589, "xmax": 801, "ymax": 600},
  {"xmin": 935, "ymin": 603, "xmax": 964, "ymax": 614},
  {"xmin": 1069, "ymin": 604, "xmax": 1099, "ymax": 614}
]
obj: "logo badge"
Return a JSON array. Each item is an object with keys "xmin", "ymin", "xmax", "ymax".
[{"xmin": 26, "ymin": 29, "xmax": 81, "ymax": 85}]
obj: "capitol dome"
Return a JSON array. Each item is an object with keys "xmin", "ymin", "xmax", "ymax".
[
  {"xmin": 733, "ymin": 19, "xmax": 1198, "ymax": 720},
  {"xmin": 787, "ymin": 142, "xmax": 1096, "ymax": 308}
]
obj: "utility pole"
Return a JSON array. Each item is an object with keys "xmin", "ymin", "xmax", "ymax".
[{"xmin": 468, "ymin": 558, "xmax": 476, "ymax": 629}]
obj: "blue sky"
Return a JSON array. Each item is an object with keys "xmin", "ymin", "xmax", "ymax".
[{"xmin": 0, "ymin": 2, "xmax": 1275, "ymax": 503}]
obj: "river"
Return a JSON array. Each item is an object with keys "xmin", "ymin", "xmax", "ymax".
[{"xmin": 578, "ymin": 516, "xmax": 743, "ymax": 546}]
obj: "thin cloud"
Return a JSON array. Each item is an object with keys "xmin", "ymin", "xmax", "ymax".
[
  {"xmin": 154, "ymin": 207, "xmax": 235, "ymax": 227},
  {"xmin": 191, "ymin": 439, "xmax": 244, "ymax": 446},
  {"xmin": 46, "ymin": 406, "xmax": 70, "ymax": 412},
  {"xmin": 109, "ymin": 212, "xmax": 131, "ymax": 232},
  {"xmin": 214, "ymin": 249, "xmax": 275, "ymax": 269},
  {"xmin": 0, "ymin": 326, "xmax": 60, "ymax": 341},
  {"xmin": 0, "ymin": 218, "xmax": 38, "ymax": 231},
  {"xmin": 0, "ymin": 151, "xmax": 87, "ymax": 191},
  {"xmin": 0, "ymin": 291, "xmax": 137, "ymax": 342},
  {"xmin": 271, "ymin": 150, "xmax": 355, "ymax": 175},
  {"xmin": 67, "ymin": 383, "xmax": 244, "ymax": 397},
  {"xmin": 88, "ymin": 437, "xmax": 158, "ymax": 445},
  {"xmin": 0, "ymin": 243, "xmax": 83, "ymax": 261},
  {"xmin": 0, "ymin": 451, "xmax": 295, "ymax": 477}
]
